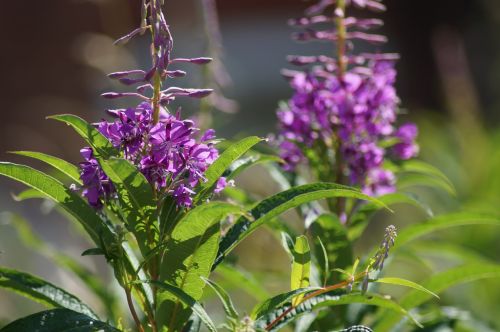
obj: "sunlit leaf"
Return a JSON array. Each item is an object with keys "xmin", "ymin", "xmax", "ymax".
[
  {"xmin": 215, "ymin": 183, "xmax": 386, "ymax": 268},
  {"xmin": 373, "ymin": 277, "xmax": 439, "ymax": 299},
  {"xmin": 202, "ymin": 277, "xmax": 239, "ymax": 320},
  {"xmin": 0, "ymin": 267, "xmax": 97, "ymax": 319},
  {"xmin": 141, "ymin": 280, "xmax": 217, "ymax": 332},
  {"xmin": 290, "ymin": 236, "xmax": 311, "ymax": 306},
  {"xmin": 11, "ymin": 151, "xmax": 82, "ymax": 184},
  {"xmin": 0, "ymin": 308, "xmax": 119, "ymax": 332}
]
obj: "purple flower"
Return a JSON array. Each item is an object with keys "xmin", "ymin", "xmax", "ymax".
[
  {"xmin": 97, "ymin": 103, "xmax": 152, "ymax": 158},
  {"xmin": 79, "ymin": 147, "xmax": 114, "ymax": 208},
  {"xmin": 275, "ymin": 0, "xmax": 418, "ymax": 196},
  {"xmin": 172, "ymin": 184, "xmax": 195, "ymax": 207},
  {"xmin": 393, "ymin": 123, "xmax": 419, "ymax": 160}
]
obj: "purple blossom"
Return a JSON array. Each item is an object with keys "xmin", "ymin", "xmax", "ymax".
[
  {"xmin": 79, "ymin": 147, "xmax": 114, "ymax": 208},
  {"xmin": 393, "ymin": 123, "xmax": 419, "ymax": 160},
  {"xmin": 275, "ymin": 0, "xmax": 418, "ymax": 196},
  {"xmin": 78, "ymin": 1, "xmax": 225, "ymax": 209}
]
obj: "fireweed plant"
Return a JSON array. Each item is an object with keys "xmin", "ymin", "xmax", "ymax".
[{"xmin": 1, "ymin": 1, "xmax": 500, "ymax": 332}]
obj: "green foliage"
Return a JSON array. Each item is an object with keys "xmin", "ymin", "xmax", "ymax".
[
  {"xmin": 374, "ymin": 264, "xmax": 500, "ymax": 331},
  {"xmin": 11, "ymin": 151, "xmax": 82, "ymax": 184},
  {"xmin": 215, "ymin": 182, "xmax": 386, "ymax": 268},
  {"xmin": 47, "ymin": 114, "xmax": 118, "ymax": 158},
  {"xmin": 142, "ymin": 280, "xmax": 218, "ymax": 332},
  {"xmin": 203, "ymin": 277, "xmax": 239, "ymax": 320},
  {"xmin": 99, "ymin": 157, "xmax": 157, "ymax": 257},
  {"xmin": 156, "ymin": 202, "xmax": 243, "ymax": 331},
  {"xmin": 0, "ymin": 162, "xmax": 116, "ymax": 247},
  {"xmin": 195, "ymin": 136, "xmax": 264, "ymax": 202},
  {"xmin": 0, "ymin": 309, "xmax": 119, "ymax": 332},
  {"xmin": 290, "ymin": 236, "xmax": 311, "ymax": 306},
  {"xmin": 0, "ymin": 267, "xmax": 97, "ymax": 319}
]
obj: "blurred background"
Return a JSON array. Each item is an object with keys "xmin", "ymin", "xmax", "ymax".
[{"xmin": 1, "ymin": 0, "xmax": 500, "ymax": 329}]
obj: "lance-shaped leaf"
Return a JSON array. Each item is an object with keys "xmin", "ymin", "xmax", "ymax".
[
  {"xmin": 373, "ymin": 277, "xmax": 439, "ymax": 299},
  {"xmin": 12, "ymin": 188, "xmax": 47, "ymax": 201},
  {"xmin": 11, "ymin": 151, "xmax": 82, "ymax": 184},
  {"xmin": 99, "ymin": 157, "xmax": 157, "ymax": 256},
  {"xmin": 399, "ymin": 160, "xmax": 455, "ymax": 192},
  {"xmin": 142, "ymin": 280, "xmax": 217, "ymax": 332},
  {"xmin": 214, "ymin": 183, "xmax": 386, "ymax": 268},
  {"xmin": 374, "ymin": 264, "xmax": 500, "ymax": 331},
  {"xmin": 48, "ymin": 114, "xmax": 118, "ymax": 159},
  {"xmin": 202, "ymin": 277, "xmax": 239, "ymax": 320},
  {"xmin": 157, "ymin": 202, "xmax": 244, "ymax": 331},
  {"xmin": 226, "ymin": 154, "xmax": 283, "ymax": 181},
  {"xmin": 251, "ymin": 287, "xmax": 320, "ymax": 320},
  {"xmin": 0, "ymin": 162, "xmax": 115, "ymax": 246},
  {"xmin": 215, "ymin": 263, "xmax": 271, "ymax": 301},
  {"xmin": 348, "ymin": 192, "xmax": 433, "ymax": 241},
  {"xmin": 0, "ymin": 308, "xmax": 120, "ymax": 332},
  {"xmin": 393, "ymin": 212, "xmax": 500, "ymax": 250},
  {"xmin": 255, "ymin": 291, "xmax": 419, "ymax": 331},
  {"xmin": 290, "ymin": 236, "xmax": 311, "ymax": 306},
  {"xmin": 3, "ymin": 213, "xmax": 120, "ymax": 320},
  {"xmin": 0, "ymin": 267, "xmax": 98, "ymax": 319},
  {"xmin": 195, "ymin": 136, "xmax": 263, "ymax": 202}
]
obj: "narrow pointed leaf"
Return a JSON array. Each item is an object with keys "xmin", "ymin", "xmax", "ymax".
[
  {"xmin": 214, "ymin": 183, "xmax": 385, "ymax": 268},
  {"xmin": 99, "ymin": 157, "xmax": 157, "ymax": 256},
  {"xmin": 373, "ymin": 277, "xmax": 439, "ymax": 299},
  {"xmin": 142, "ymin": 280, "xmax": 217, "ymax": 332},
  {"xmin": 195, "ymin": 136, "xmax": 263, "ymax": 202},
  {"xmin": 226, "ymin": 154, "xmax": 283, "ymax": 180},
  {"xmin": 0, "ymin": 267, "xmax": 98, "ymax": 319},
  {"xmin": 215, "ymin": 263, "xmax": 271, "ymax": 301},
  {"xmin": 399, "ymin": 160, "xmax": 455, "ymax": 191},
  {"xmin": 0, "ymin": 308, "xmax": 120, "ymax": 332},
  {"xmin": 290, "ymin": 236, "xmax": 311, "ymax": 306},
  {"xmin": 202, "ymin": 277, "xmax": 239, "ymax": 319},
  {"xmin": 0, "ymin": 162, "xmax": 115, "ymax": 246},
  {"xmin": 48, "ymin": 114, "xmax": 117, "ymax": 159},
  {"xmin": 251, "ymin": 287, "xmax": 320, "ymax": 320},
  {"xmin": 12, "ymin": 188, "xmax": 47, "ymax": 201},
  {"xmin": 157, "ymin": 202, "xmax": 243, "ymax": 331},
  {"xmin": 11, "ymin": 151, "xmax": 82, "ymax": 184},
  {"xmin": 394, "ymin": 212, "xmax": 500, "ymax": 250},
  {"xmin": 374, "ymin": 264, "xmax": 500, "ymax": 331}
]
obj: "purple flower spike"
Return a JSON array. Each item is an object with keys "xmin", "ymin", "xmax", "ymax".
[{"xmin": 275, "ymin": 0, "xmax": 419, "ymax": 197}]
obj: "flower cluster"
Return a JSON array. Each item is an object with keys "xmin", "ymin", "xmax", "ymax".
[
  {"xmin": 276, "ymin": 0, "xmax": 418, "ymax": 196},
  {"xmin": 79, "ymin": 0, "xmax": 227, "ymax": 208}
]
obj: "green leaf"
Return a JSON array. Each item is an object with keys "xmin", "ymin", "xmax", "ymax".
[
  {"xmin": 254, "ymin": 291, "xmax": 420, "ymax": 331},
  {"xmin": 397, "ymin": 173, "xmax": 456, "ymax": 196},
  {"xmin": 195, "ymin": 136, "xmax": 263, "ymax": 202},
  {"xmin": 251, "ymin": 287, "xmax": 320, "ymax": 320},
  {"xmin": 141, "ymin": 280, "xmax": 217, "ymax": 332},
  {"xmin": 215, "ymin": 263, "xmax": 270, "ymax": 302},
  {"xmin": 157, "ymin": 202, "xmax": 243, "ymax": 331},
  {"xmin": 2, "ymin": 213, "xmax": 121, "ymax": 321},
  {"xmin": 226, "ymin": 154, "xmax": 283, "ymax": 181},
  {"xmin": 399, "ymin": 160, "xmax": 455, "ymax": 192},
  {"xmin": 48, "ymin": 114, "xmax": 117, "ymax": 159},
  {"xmin": 373, "ymin": 277, "xmax": 439, "ymax": 299},
  {"xmin": 11, "ymin": 151, "xmax": 82, "ymax": 184},
  {"xmin": 310, "ymin": 214, "xmax": 353, "ymax": 284},
  {"xmin": 0, "ymin": 162, "xmax": 115, "ymax": 246},
  {"xmin": 290, "ymin": 236, "xmax": 311, "ymax": 306},
  {"xmin": 99, "ymin": 157, "xmax": 157, "ymax": 256},
  {"xmin": 12, "ymin": 188, "xmax": 47, "ymax": 201},
  {"xmin": 348, "ymin": 192, "xmax": 433, "ymax": 241},
  {"xmin": 374, "ymin": 264, "xmax": 500, "ymax": 331},
  {"xmin": 214, "ymin": 183, "xmax": 383, "ymax": 269},
  {"xmin": 0, "ymin": 267, "xmax": 97, "ymax": 319},
  {"xmin": 202, "ymin": 277, "xmax": 239, "ymax": 320},
  {"xmin": 81, "ymin": 248, "xmax": 106, "ymax": 256},
  {"xmin": 0, "ymin": 308, "xmax": 120, "ymax": 332},
  {"xmin": 394, "ymin": 212, "xmax": 500, "ymax": 250}
]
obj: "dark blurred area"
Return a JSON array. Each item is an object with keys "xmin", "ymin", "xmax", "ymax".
[{"xmin": 1, "ymin": 0, "xmax": 500, "ymax": 327}]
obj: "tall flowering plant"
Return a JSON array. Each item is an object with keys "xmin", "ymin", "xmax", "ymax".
[{"xmin": 1, "ymin": 1, "xmax": 500, "ymax": 332}]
